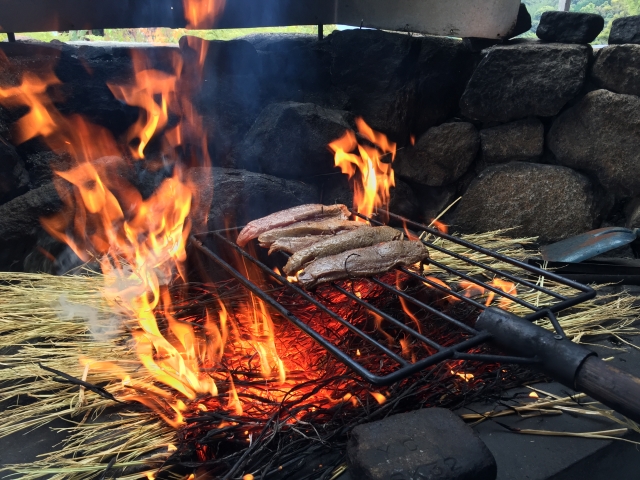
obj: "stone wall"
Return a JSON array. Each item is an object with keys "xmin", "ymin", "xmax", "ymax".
[{"xmin": 1, "ymin": 16, "xmax": 640, "ymax": 272}]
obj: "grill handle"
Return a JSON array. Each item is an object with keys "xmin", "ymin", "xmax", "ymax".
[
  {"xmin": 477, "ymin": 307, "xmax": 640, "ymax": 424},
  {"xmin": 575, "ymin": 356, "xmax": 640, "ymax": 424}
]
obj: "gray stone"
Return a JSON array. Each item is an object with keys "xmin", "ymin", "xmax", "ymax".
[
  {"xmin": 412, "ymin": 36, "xmax": 479, "ymax": 137},
  {"xmin": 328, "ymin": 29, "xmax": 417, "ymax": 142},
  {"xmin": 347, "ymin": 408, "xmax": 496, "ymax": 480},
  {"xmin": 0, "ymin": 136, "xmax": 29, "ymax": 204},
  {"xmin": 609, "ymin": 15, "xmax": 640, "ymax": 45},
  {"xmin": 24, "ymin": 151, "xmax": 73, "ymax": 188},
  {"xmin": 239, "ymin": 33, "xmax": 317, "ymax": 52},
  {"xmin": 453, "ymin": 162, "xmax": 604, "ymax": 242},
  {"xmin": 329, "ymin": 30, "xmax": 477, "ymax": 142},
  {"xmin": 394, "ymin": 122, "xmax": 479, "ymax": 187},
  {"xmin": 234, "ymin": 102, "xmax": 352, "ymax": 179},
  {"xmin": 180, "ymin": 37, "xmax": 264, "ymax": 166},
  {"xmin": 0, "ymin": 182, "xmax": 66, "ymax": 271},
  {"xmin": 462, "ymin": 37, "xmax": 502, "ymax": 53},
  {"xmin": 459, "ymin": 43, "xmax": 590, "ymax": 123},
  {"xmin": 194, "ymin": 167, "xmax": 320, "ymax": 229},
  {"xmin": 536, "ymin": 11, "xmax": 604, "ymax": 44},
  {"xmin": 253, "ymin": 35, "xmax": 345, "ymax": 111},
  {"xmin": 412, "ymin": 184, "xmax": 458, "ymax": 224},
  {"xmin": 548, "ymin": 89, "xmax": 640, "ymax": 198},
  {"xmin": 389, "ymin": 178, "xmax": 421, "ymax": 220},
  {"xmin": 480, "ymin": 117, "xmax": 544, "ymax": 164},
  {"xmin": 591, "ymin": 45, "xmax": 640, "ymax": 97}
]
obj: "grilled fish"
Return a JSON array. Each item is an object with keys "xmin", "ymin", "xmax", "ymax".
[
  {"xmin": 237, "ymin": 204, "xmax": 350, "ymax": 247},
  {"xmin": 297, "ymin": 240, "xmax": 429, "ymax": 289},
  {"xmin": 283, "ymin": 226, "xmax": 402, "ymax": 275},
  {"xmin": 268, "ymin": 235, "xmax": 334, "ymax": 255},
  {"xmin": 258, "ymin": 219, "xmax": 365, "ymax": 248}
]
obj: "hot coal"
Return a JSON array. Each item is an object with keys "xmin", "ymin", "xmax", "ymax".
[{"xmin": 152, "ymin": 273, "xmax": 542, "ymax": 479}]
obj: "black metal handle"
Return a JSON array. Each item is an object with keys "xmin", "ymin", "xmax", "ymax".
[
  {"xmin": 575, "ymin": 356, "xmax": 640, "ymax": 424},
  {"xmin": 477, "ymin": 307, "xmax": 640, "ymax": 423}
]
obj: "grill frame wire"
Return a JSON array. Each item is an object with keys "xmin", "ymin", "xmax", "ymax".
[{"xmin": 190, "ymin": 211, "xmax": 596, "ymax": 386}]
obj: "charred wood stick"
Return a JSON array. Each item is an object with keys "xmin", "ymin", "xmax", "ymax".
[{"xmin": 38, "ymin": 363, "xmax": 124, "ymax": 403}]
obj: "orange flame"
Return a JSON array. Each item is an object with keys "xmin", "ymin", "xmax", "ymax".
[
  {"xmin": 184, "ymin": 0, "xmax": 226, "ymax": 29},
  {"xmin": 369, "ymin": 391, "xmax": 387, "ymax": 404},
  {"xmin": 451, "ymin": 370, "xmax": 474, "ymax": 382},
  {"xmin": 329, "ymin": 118, "xmax": 396, "ymax": 219},
  {"xmin": 457, "ymin": 278, "xmax": 518, "ymax": 309},
  {"xmin": 430, "ymin": 219, "xmax": 448, "ymax": 235},
  {"xmin": 0, "ymin": 0, "xmax": 283, "ymax": 427}
]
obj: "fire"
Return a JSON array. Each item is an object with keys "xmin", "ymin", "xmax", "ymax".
[
  {"xmin": 330, "ymin": 118, "xmax": 396, "ymax": 218},
  {"xmin": 0, "ymin": 0, "xmax": 292, "ymax": 429},
  {"xmin": 184, "ymin": 0, "xmax": 226, "ymax": 29},
  {"xmin": 458, "ymin": 278, "xmax": 517, "ymax": 308},
  {"xmin": 451, "ymin": 370, "xmax": 474, "ymax": 382}
]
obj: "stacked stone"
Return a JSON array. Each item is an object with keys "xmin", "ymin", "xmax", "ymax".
[
  {"xmin": 453, "ymin": 10, "xmax": 640, "ymax": 241},
  {"xmin": 2, "ymin": 5, "xmax": 640, "ymax": 271}
]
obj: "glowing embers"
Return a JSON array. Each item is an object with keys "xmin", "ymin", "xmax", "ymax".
[{"xmin": 330, "ymin": 118, "xmax": 396, "ymax": 219}]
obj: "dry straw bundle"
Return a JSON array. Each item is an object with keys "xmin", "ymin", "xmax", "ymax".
[{"xmin": 0, "ymin": 231, "xmax": 638, "ymax": 479}]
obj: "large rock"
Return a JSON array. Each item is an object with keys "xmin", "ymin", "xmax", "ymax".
[
  {"xmin": 389, "ymin": 178, "xmax": 421, "ymax": 220},
  {"xmin": 459, "ymin": 43, "xmax": 590, "ymax": 123},
  {"xmin": 410, "ymin": 36, "xmax": 478, "ymax": 137},
  {"xmin": 234, "ymin": 102, "xmax": 352, "ymax": 179},
  {"xmin": 394, "ymin": 122, "xmax": 479, "ymax": 187},
  {"xmin": 591, "ymin": 45, "xmax": 640, "ymax": 97},
  {"xmin": 328, "ymin": 30, "xmax": 477, "ymax": 142},
  {"xmin": 548, "ymin": 89, "xmax": 640, "ymax": 198},
  {"xmin": 453, "ymin": 162, "xmax": 604, "ymax": 242},
  {"xmin": 347, "ymin": 408, "xmax": 496, "ymax": 480},
  {"xmin": 0, "ymin": 136, "xmax": 29, "ymax": 204},
  {"xmin": 0, "ymin": 182, "xmax": 66, "ymax": 271},
  {"xmin": 239, "ymin": 34, "xmax": 348, "ymax": 111},
  {"xmin": 609, "ymin": 15, "xmax": 640, "ymax": 45},
  {"xmin": 180, "ymin": 37, "xmax": 264, "ymax": 166},
  {"xmin": 536, "ymin": 11, "xmax": 604, "ymax": 44},
  {"xmin": 328, "ymin": 29, "xmax": 418, "ymax": 142},
  {"xmin": 480, "ymin": 117, "xmax": 544, "ymax": 164},
  {"xmin": 201, "ymin": 168, "xmax": 320, "ymax": 229},
  {"xmin": 240, "ymin": 33, "xmax": 317, "ymax": 52}
]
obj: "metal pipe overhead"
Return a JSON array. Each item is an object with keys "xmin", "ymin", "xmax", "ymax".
[{"xmin": 0, "ymin": 0, "xmax": 521, "ymax": 39}]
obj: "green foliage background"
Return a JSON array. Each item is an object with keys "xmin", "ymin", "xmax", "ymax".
[
  {"xmin": 0, "ymin": 26, "xmax": 337, "ymax": 44},
  {"xmin": 522, "ymin": 0, "xmax": 640, "ymax": 43}
]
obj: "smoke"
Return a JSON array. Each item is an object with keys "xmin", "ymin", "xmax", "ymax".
[{"xmin": 57, "ymin": 295, "xmax": 123, "ymax": 343}]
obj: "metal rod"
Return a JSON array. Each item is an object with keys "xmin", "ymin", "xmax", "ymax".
[
  {"xmin": 191, "ymin": 240, "xmax": 408, "ymax": 382},
  {"xmin": 385, "ymin": 212, "xmax": 595, "ymax": 297},
  {"xmin": 428, "ymin": 257, "xmax": 538, "ymax": 311},
  {"xmin": 399, "ymin": 266, "xmax": 487, "ymax": 311},
  {"xmin": 189, "ymin": 202, "xmax": 596, "ymax": 386},
  {"xmin": 363, "ymin": 212, "xmax": 571, "ymax": 302},
  {"xmin": 330, "ymin": 282, "xmax": 444, "ymax": 351},
  {"xmin": 209, "ymin": 232, "xmax": 411, "ymax": 367},
  {"xmin": 6, "ymin": 32, "xmax": 16, "ymax": 42},
  {"xmin": 370, "ymin": 278, "xmax": 479, "ymax": 335},
  {"xmin": 318, "ymin": 23, "xmax": 323, "ymax": 40}
]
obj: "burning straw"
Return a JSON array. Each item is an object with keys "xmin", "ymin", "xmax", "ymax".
[{"xmin": 1, "ymin": 232, "xmax": 639, "ymax": 480}]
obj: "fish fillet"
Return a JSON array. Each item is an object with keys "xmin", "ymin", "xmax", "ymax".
[
  {"xmin": 268, "ymin": 235, "xmax": 334, "ymax": 255},
  {"xmin": 236, "ymin": 204, "xmax": 350, "ymax": 247},
  {"xmin": 297, "ymin": 240, "xmax": 429, "ymax": 289},
  {"xmin": 283, "ymin": 226, "xmax": 402, "ymax": 275},
  {"xmin": 258, "ymin": 219, "xmax": 365, "ymax": 248}
]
